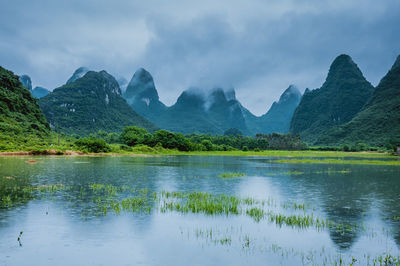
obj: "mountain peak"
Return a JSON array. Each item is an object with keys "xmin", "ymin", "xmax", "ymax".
[
  {"xmin": 290, "ymin": 54, "xmax": 374, "ymax": 142},
  {"xmin": 66, "ymin": 67, "xmax": 90, "ymax": 84},
  {"xmin": 324, "ymin": 54, "xmax": 366, "ymax": 87},
  {"xmin": 19, "ymin": 74, "xmax": 32, "ymax": 91},
  {"xmin": 39, "ymin": 69, "xmax": 155, "ymax": 135},
  {"xmin": 174, "ymin": 89, "xmax": 206, "ymax": 109},
  {"xmin": 124, "ymin": 68, "xmax": 159, "ymax": 101},
  {"xmin": 329, "ymin": 54, "xmax": 357, "ymax": 72},
  {"xmin": 391, "ymin": 54, "xmax": 400, "ymax": 71},
  {"xmin": 279, "ymin": 85, "xmax": 301, "ymax": 103}
]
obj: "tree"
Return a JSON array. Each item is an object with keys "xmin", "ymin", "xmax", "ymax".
[
  {"xmin": 119, "ymin": 126, "xmax": 150, "ymax": 146},
  {"xmin": 224, "ymin": 128, "xmax": 243, "ymax": 137},
  {"xmin": 75, "ymin": 138, "xmax": 110, "ymax": 153},
  {"xmin": 152, "ymin": 130, "xmax": 192, "ymax": 151}
]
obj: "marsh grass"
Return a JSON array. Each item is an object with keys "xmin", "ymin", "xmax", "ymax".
[
  {"xmin": 218, "ymin": 172, "xmax": 246, "ymax": 178},
  {"xmin": 0, "ymin": 182, "xmax": 372, "ymax": 234}
]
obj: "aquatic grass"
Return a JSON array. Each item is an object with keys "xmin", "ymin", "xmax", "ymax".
[
  {"xmin": 373, "ymin": 253, "xmax": 400, "ymax": 266},
  {"xmin": 246, "ymin": 207, "xmax": 265, "ymax": 222},
  {"xmin": 0, "ymin": 182, "xmax": 372, "ymax": 235},
  {"xmin": 314, "ymin": 168, "xmax": 352, "ymax": 174},
  {"xmin": 159, "ymin": 191, "xmax": 241, "ymax": 215},
  {"xmin": 282, "ymin": 202, "xmax": 306, "ymax": 211},
  {"xmin": 218, "ymin": 172, "xmax": 246, "ymax": 178}
]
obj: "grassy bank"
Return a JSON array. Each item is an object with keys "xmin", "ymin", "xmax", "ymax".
[
  {"xmin": 153, "ymin": 150, "xmax": 394, "ymax": 158},
  {"xmin": 0, "ymin": 147, "xmax": 396, "ymax": 160}
]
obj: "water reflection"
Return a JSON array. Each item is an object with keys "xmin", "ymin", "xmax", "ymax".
[{"xmin": 0, "ymin": 155, "xmax": 399, "ymax": 265}]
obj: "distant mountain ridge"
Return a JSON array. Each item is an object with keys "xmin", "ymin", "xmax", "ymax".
[
  {"xmin": 290, "ymin": 54, "xmax": 374, "ymax": 143},
  {"xmin": 146, "ymin": 87, "xmax": 250, "ymax": 135},
  {"xmin": 18, "ymin": 74, "xmax": 51, "ymax": 98},
  {"xmin": 123, "ymin": 68, "xmax": 302, "ymax": 135},
  {"xmin": 245, "ymin": 85, "xmax": 302, "ymax": 134},
  {"xmin": 32, "ymin": 86, "xmax": 50, "ymax": 98},
  {"xmin": 39, "ymin": 70, "xmax": 157, "ymax": 135}
]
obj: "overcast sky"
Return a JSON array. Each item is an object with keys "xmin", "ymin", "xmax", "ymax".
[{"xmin": 1, "ymin": 0, "xmax": 399, "ymax": 115}]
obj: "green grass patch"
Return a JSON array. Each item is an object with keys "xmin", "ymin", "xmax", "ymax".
[
  {"xmin": 218, "ymin": 172, "xmax": 246, "ymax": 178},
  {"xmin": 273, "ymin": 158, "xmax": 400, "ymax": 166}
]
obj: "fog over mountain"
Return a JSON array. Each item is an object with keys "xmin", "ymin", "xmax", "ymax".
[{"xmin": 1, "ymin": 0, "xmax": 400, "ymax": 114}]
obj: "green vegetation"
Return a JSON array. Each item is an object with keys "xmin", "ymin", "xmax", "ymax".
[
  {"xmin": 3, "ymin": 178, "xmax": 399, "ymax": 265},
  {"xmin": 290, "ymin": 54, "xmax": 375, "ymax": 144},
  {"xmin": 0, "ymin": 175, "xmax": 34, "ymax": 207},
  {"xmin": 143, "ymin": 88, "xmax": 253, "ymax": 135},
  {"xmin": 38, "ymin": 70, "xmax": 157, "ymax": 136},
  {"xmin": 124, "ymin": 71, "xmax": 302, "ymax": 136},
  {"xmin": 318, "ymin": 55, "xmax": 400, "ymax": 148},
  {"xmin": 1, "ymin": 181, "xmax": 365, "ymax": 234},
  {"xmin": 219, "ymin": 172, "xmax": 246, "ymax": 178},
  {"xmin": 102, "ymin": 126, "xmax": 307, "ymax": 152},
  {"xmin": 0, "ymin": 66, "xmax": 50, "ymax": 148},
  {"xmin": 274, "ymin": 158, "xmax": 400, "ymax": 166},
  {"xmin": 74, "ymin": 138, "xmax": 111, "ymax": 153}
]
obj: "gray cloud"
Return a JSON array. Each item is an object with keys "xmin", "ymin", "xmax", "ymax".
[{"xmin": 1, "ymin": 0, "xmax": 399, "ymax": 115}]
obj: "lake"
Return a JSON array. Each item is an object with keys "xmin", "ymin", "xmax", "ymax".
[{"xmin": 0, "ymin": 155, "xmax": 399, "ymax": 265}]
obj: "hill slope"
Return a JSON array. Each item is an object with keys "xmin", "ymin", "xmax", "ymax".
[
  {"xmin": 318, "ymin": 55, "xmax": 400, "ymax": 146},
  {"xmin": 246, "ymin": 85, "xmax": 302, "ymax": 134},
  {"xmin": 0, "ymin": 66, "xmax": 49, "ymax": 138},
  {"xmin": 290, "ymin": 54, "xmax": 374, "ymax": 143},
  {"xmin": 39, "ymin": 70, "xmax": 157, "ymax": 135}
]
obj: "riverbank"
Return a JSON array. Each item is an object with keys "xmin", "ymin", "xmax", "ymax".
[{"xmin": 0, "ymin": 149, "xmax": 396, "ymax": 159}]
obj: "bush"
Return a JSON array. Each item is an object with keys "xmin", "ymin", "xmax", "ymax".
[
  {"xmin": 242, "ymin": 146, "xmax": 249, "ymax": 151},
  {"xmin": 152, "ymin": 130, "xmax": 192, "ymax": 151},
  {"xmin": 201, "ymin": 140, "xmax": 213, "ymax": 151},
  {"xmin": 341, "ymin": 144, "xmax": 350, "ymax": 152},
  {"xmin": 120, "ymin": 126, "xmax": 150, "ymax": 147},
  {"xmin": 119, "ymin": 144, "xmax": 133, "ymax": 151},
  {"xmin": 75, "ymin": 138, "xmax": 110, "ymax": 153},
  {"xmin": 132, "ymin": 144, "xmax": 155, "ymax": 153}
]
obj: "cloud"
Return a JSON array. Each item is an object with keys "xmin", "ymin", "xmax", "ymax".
[{"xmin": 0, "ymin": 0, "xmax": 399, "ymax": 115}]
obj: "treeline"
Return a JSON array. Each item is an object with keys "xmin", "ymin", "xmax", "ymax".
[{"xmin": 74, "ymin": 126, "xmax": 307, "ymax": 153}]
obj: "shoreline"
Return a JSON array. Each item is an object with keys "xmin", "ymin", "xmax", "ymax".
[{"xmin": 0, "ymin": 149, "xmax": 395, "ymax": 158}]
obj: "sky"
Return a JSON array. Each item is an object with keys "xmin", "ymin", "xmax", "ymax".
[{"xmin": 0, "ymin": 0, "xmax": 399, "ymax": 115}]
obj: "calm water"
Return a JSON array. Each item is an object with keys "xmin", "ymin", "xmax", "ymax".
[{"xmin": 0, "ymin": 155, "xmax": 399, "ymax": 265}]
